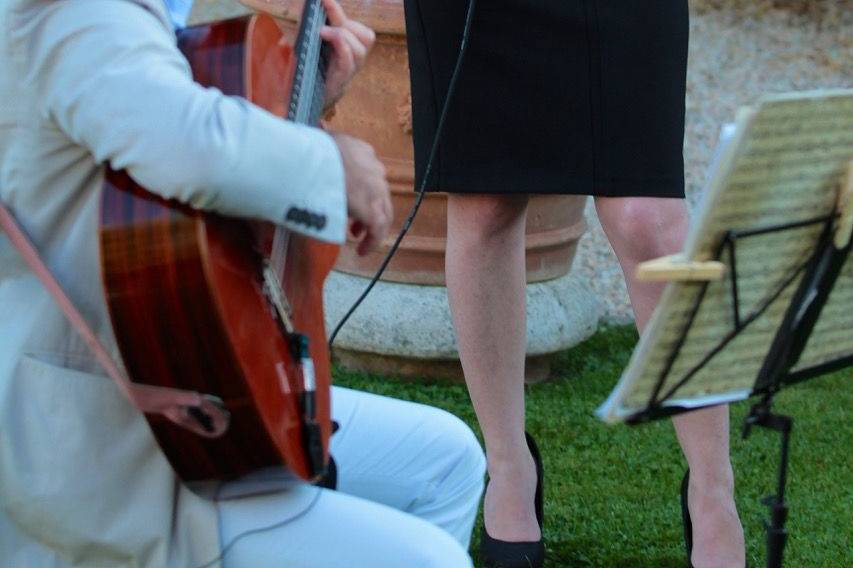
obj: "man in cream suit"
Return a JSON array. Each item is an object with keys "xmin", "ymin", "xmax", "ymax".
[{"xmin": 0, "ymin": 0, "xmax": 485, "ymax": 566}]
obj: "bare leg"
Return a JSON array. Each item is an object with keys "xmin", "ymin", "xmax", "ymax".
[
  {"xmin": 596, "ymin": 196, "xmax": 745, "ymax": 567},
  {"xmin": 445, "ymin": 193, "xmax": 540, "ymax": 542}
]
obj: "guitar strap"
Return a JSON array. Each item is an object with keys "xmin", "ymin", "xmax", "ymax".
[{"xmin": 0, "ymin": 203, "xmax": 230, "ymax": 438}]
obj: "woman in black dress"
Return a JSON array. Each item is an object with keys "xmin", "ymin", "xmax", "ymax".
[{"xmin": 404, "ymin": 1, "xmax": 746, "ymax": 566}]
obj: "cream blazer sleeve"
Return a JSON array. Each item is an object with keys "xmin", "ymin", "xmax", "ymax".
[{"xmin": 28, "ymin": 0, "xmax": 347, "ymax": 243}]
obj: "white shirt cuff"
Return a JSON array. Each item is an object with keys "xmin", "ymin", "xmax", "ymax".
[{"xmin": 278, "ymin": 127, "xmax": 347, "ymax": 244}]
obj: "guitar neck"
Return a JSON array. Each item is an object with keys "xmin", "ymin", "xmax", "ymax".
[
  {"xmin": 273, "ymin": 0, "xmax": 329, "ymax": 274},
  {"xmin": 287, "ymin": 0, "xmax": 328, "ymax": 126}
]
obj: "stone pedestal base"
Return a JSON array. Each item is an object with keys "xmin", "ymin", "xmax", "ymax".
[{"xmin": 324, "ymin": 270, "xmax": 602, "ymax": 383}]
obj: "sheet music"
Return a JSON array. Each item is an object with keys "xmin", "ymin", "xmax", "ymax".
[
  {"xmin": 599, "ymin": 90, "xmax": 853, "ymax": 422},
  {"xmin": 794, "ymin": 252, "xmax": 853, "ymax": 371}
]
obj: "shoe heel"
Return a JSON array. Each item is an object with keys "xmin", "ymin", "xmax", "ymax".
[
  {"xmin": 525, "ymin": 432, "xmax": 544, "ymax": 529},
  {"xmin": 681, "ymin": 469, "xmax": 694, "ymax": 568},
  {"xmin": 479, "ymin": 432, "xmax": 545, "ymax": 568}
]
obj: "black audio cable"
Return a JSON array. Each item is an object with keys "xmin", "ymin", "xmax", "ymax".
[{"xmin": 328, "ymin": 0, "xmax": 478, "ymax": 349}]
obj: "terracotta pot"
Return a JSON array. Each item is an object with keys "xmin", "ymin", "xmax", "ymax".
[{"xmin": 243, "ymin": 0, "xmax": 587, "ymax": 285}]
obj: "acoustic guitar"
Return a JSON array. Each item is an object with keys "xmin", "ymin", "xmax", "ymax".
[{"xmin": 99, "ymin": 4, "xmax": 335, "ymax": 482}]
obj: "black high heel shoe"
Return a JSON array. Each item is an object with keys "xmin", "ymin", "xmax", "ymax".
[
  {"xmin": 479, "ymin": 432, "xmax": 545, "ymax": 568},
  {"xmin": 681, "ymin": 469, "xmax": 694, "ymax": 568},
  {"xmin": 680, "ymin": 469, "xmax": 747, "ymax": 568}
]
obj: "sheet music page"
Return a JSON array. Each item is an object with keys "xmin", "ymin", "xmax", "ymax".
[
  {"xmin": 794, "ymin": 251, "xmax": 853, "ymax": 372},
  {"xmin": 599, "ymin": 90, "xmax": 853, "ymax": 422}
]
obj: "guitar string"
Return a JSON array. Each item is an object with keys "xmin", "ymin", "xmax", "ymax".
[
  {"xmin": 194, "ymin": 3, "xmax": 477, "ymax": 565},
  {"xmin": 271, "ymin": 3, "xmax": 326, "ymax": 276},
  {"xmin": 328, "ymin": 0, "xmax": 477, "ymax": 348}
]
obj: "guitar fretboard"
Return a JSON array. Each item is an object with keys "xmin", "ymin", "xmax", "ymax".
[
  {"xmin": 287, "ymin": 0, "xmax": 328, "ymax": 126},
  {"xmin": 273, "ymin": 0, "xmax": 330, "ymax": 277}
]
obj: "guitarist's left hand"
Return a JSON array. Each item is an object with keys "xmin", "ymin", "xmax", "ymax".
[{"xmin": 320, "ymin": 0, "xmax": 375, "ymax": 111}]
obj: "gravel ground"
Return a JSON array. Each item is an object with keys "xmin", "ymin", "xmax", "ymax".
[
  {"xmin": 192, "ymin": 0, "xmax": 852, "ymax": 323},
  {"xmin": 189, "ymin": 0, "xmax": 248, "ymax": 21}
]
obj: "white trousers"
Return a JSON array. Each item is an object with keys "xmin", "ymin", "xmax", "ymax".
[{"xmin": 213, "ymin": 387, "xmax": 486, "ymax": 568}]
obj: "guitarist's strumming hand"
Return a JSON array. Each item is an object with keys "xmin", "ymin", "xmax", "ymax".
[
  {"xmin": 332, "ymin": 133, "xmax": 392, "ymax": 256},
  {"xmin": 320, "ymin": 0, "xmax": 375, "ymax": 110},
  {"xmin": 320, "ymin": 0, "xmax": 390, "ymax": 254}
]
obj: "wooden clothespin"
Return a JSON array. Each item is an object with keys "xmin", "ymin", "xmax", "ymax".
[
  {"xmin": 636, "ymin": 254, "xmax": 726, "ymax": 282},
  {"xmin": 834, "ymin": 160, "xmax": 853, "ymax": 250}
]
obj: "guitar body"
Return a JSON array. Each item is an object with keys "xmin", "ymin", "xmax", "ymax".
[{"xmin": 99, "ymin": 15, "xmax": 336, "ymax": 482}]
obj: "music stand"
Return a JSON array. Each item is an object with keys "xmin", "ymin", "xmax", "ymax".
[{"xmin": 598, "ymin": 89, "xmax": 853, "ymax": 567}]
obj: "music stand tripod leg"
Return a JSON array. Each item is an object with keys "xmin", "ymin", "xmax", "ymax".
[{"xmin": 743, "ymin": 396, "xmax": 793, "ymax": 568}]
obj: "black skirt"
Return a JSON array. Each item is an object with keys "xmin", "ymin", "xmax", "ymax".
[{"xmin": 404, "ymin": 0, "xmax": 689, "ymax": 198}]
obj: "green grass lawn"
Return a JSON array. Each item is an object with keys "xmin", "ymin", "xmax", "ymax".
[{"xmin": 334, "ymin": 325, "xmax": 852, "ymax": 567}]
